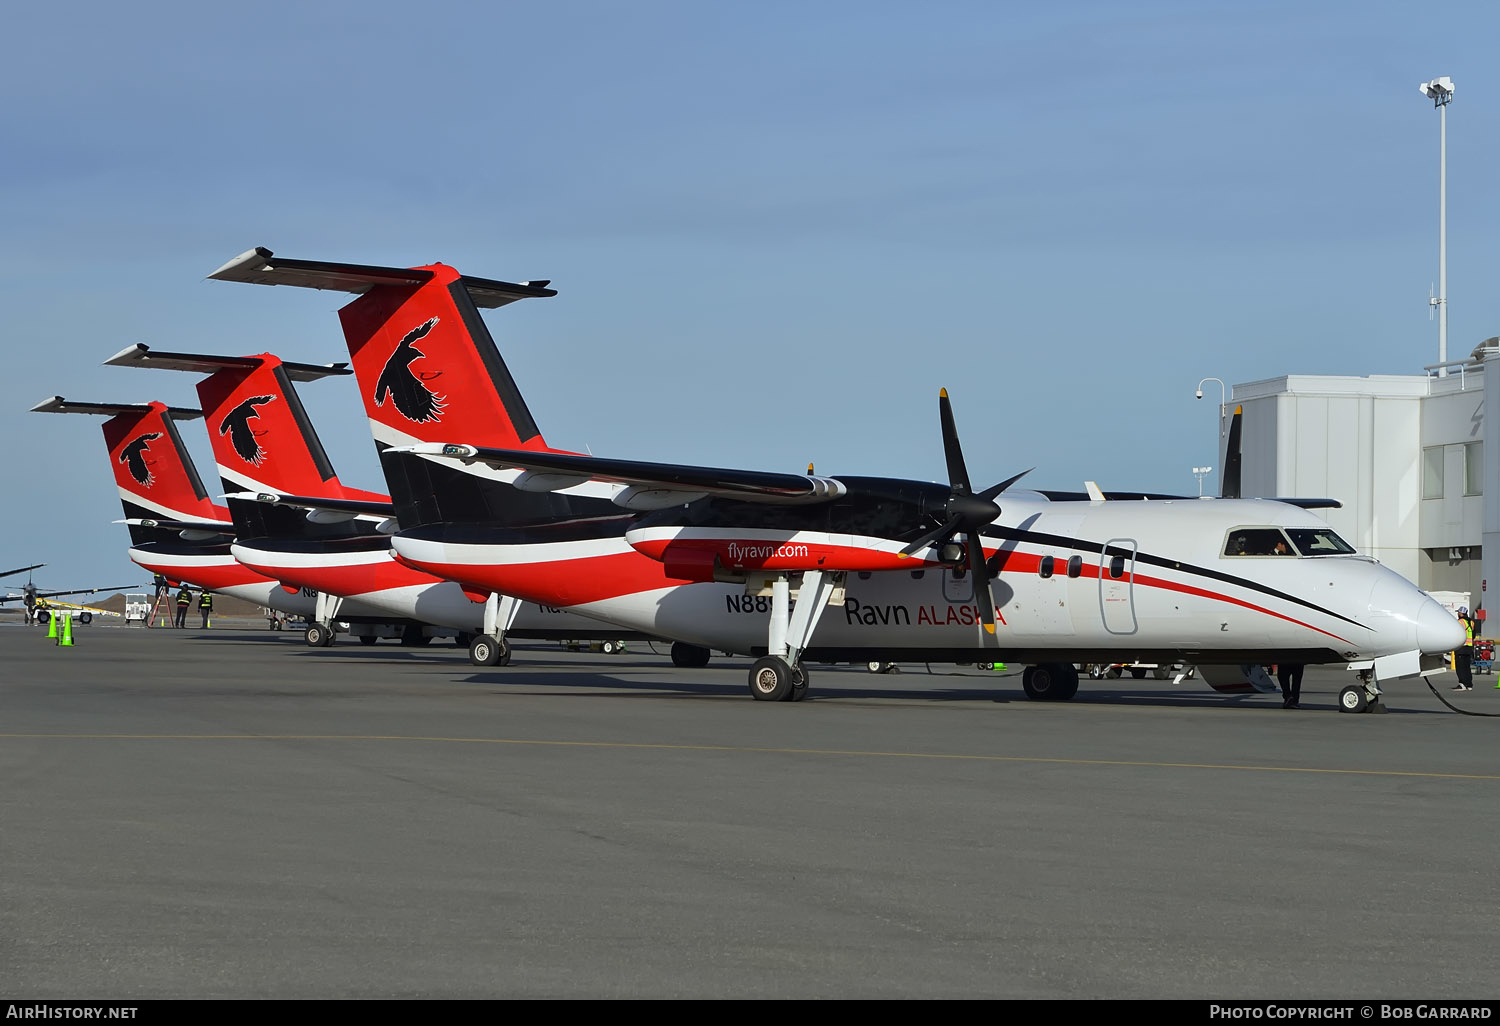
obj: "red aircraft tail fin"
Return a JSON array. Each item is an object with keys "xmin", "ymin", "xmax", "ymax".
[
  {"xmin": 31, "ymin": 397, "xmax": 226, "ymax": 526},
  {"xmin": 208, "ymin": 248, "xmax": 557, "ymax": 453},
  {"xmin": 103, "ymin": 344, "xmax": 386, "ymax": 502}
]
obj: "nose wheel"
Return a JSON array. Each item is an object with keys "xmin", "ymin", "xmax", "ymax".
[{"xmin": 1338, "ymin": 672, "xmax": 1385, "ymax": 714}]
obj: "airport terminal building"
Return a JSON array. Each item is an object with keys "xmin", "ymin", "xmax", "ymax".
[{"xmin": 1228, "ymin": 337, "xmax": 1500, "ymax": 612}]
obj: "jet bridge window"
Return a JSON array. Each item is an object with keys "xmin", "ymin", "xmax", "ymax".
[
  {"xmin": 1224, "ymin": 528, "xmax": 1296, "ymax": 557},
  {"xmin": 1067, "ymin": 555, "xmax": 1082, "ymax": 578},
  {"xmin": 1039, "ymin": 555, "xmax": 1055, "ymax": 579}
]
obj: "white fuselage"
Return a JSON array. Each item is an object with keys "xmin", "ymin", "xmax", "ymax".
[{"xmin": 390, "ymin": 494, "xmax": 1464, "ymax": 670}]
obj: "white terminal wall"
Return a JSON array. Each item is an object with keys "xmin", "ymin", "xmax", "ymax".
[{"xmin": 1228, "ymin": 374, "xmax": 1467, "ymax": 593}]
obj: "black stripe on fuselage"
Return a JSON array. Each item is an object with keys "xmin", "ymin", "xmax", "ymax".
[{"xmin": 978, "ymin": 523, "xmax": 1367, "ymax": 632}]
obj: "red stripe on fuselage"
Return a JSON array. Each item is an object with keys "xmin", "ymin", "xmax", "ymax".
[
  {"xmin": 991, "ymin": 548, "xmax": 1353, "ymax": 645},
  {"xmin": 235, "ymin": 553, "xmax": 451, "ymax": 599},
  {"xmin": 404, "ymin": 538, "xmax": 1354, "ymax": 644}
]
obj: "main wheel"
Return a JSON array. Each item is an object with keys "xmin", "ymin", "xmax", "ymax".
[
  {"xmin": 399, "ymin": 624, "xmax": 432, "ymax": 647},
  {"xmin": 1130, "ymin": 667, "xmax": 1147, "ymax": 679},
  {"xmin": 749, "ymin": 656, "xmax": 793, "ymax": 702},
  {"xmin": 1153, "ymin": 666, "xmax": 1173, "ymax": 680},
  {"xmin": 359, "ymin": 634, "xmax": 378, "ymax": 646},
  {"xmin": 1338, "ymin": 684, "xmax": 1368, "ymax": 714},
  {"xmin": 602, "ymin": 640, "xmax": 617, "ymax": 654},
  {"xmin": 469, "ymin": 635, "xmax": 502, "ymax": 667},
  {"xmin": 305, "ymin": 623, "xmax": 330, "ymax": 648},
  {"xmin": 671, "ymin": 642, "xmax": 711, "ymax": 668},
  {"xmin": 1022, "ymin": 662, "xmax": 1080, "ymax": 701}
]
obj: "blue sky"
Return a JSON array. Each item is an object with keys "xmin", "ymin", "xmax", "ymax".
[{"xmin": 2, "ymin": 1, "xmax": 1496, "ymax": 593}]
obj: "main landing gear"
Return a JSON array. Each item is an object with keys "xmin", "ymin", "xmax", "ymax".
[
  {"xmin": 467, "ymin": 592, "xmax": 521, "ymax": 667},
  {"xmin": 304, "ymin": 591, "xmax": 343, "ymax": 647},
  {"xmin": 749, "ymin": 656, "xmax": 810, "ymax": 702},
  {"xmin": 1021, "ymin": 662, "xmax": 1080, "ymax": 702},
  {"xmin": 468, "ymin": 634, "xmax": 512, "ymax": 667},
  {"xmin": 747, "ymin": 570, "xmax": 839, "ymax": 703},
  {"xmin": 671, "ymin": 642, "xmax": 711, "ymax": 668}
]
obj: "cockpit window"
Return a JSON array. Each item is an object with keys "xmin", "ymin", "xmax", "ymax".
[
  {"xmin": 1224, "ymin": 528, "xmax": 1296, "ymax": 557},
  {"xmin": 1285, "ymin": 528, "xmax": 1356, "ymax": 556}
]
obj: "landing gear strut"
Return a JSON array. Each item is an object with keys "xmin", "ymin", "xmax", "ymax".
[
  {"xmin": 747, "ymin": 571, "xmax": 838, "ymax": 702},
  {"xmin": 467, "ymin": 592, "xmax": 521, "ymax": 667},
  {"xmin": 306, "ymin": 591, "xmax": 342, "ymax": 647}
]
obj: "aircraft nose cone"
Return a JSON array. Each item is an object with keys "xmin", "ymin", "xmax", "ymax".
[{"xmin": 1417, "ymin": 600, "xmax": 1467, "ymax": 655}]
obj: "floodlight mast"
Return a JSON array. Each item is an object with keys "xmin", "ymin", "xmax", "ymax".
[{"xmin": 1420, "ymin": 76, "xmax": 1454, "ymax": 376}]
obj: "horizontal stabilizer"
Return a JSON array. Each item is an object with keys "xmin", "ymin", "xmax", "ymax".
[
  {"xmin": 1270, "ymin": 497, "xmax": 1342, "ymax": 510},
  {"xmin": 224, "ymin": 491, "xmax": 396, "ymax": 518},
  {"xmin": 114, "ymin": 516, "xmax": 234, "ymax": 533},
  {"xmin": 31, "ymin": 396, "xmax": 202, "ymax": 419},
  {"xmin": 395, "ymin": 443, "xmax": 848, "ymax": 506},
  {"xmin": 209, "ymin": 247, "xmax": 557, "ymax": 309},
  {"xmin": 103, "ymin": 344, "xmax": 350, "ymax": 382}
]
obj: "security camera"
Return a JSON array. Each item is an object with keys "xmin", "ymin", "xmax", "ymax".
[{"xmin": 1195, "ymin": 389, "xmax": 1203, "ymax": 399}]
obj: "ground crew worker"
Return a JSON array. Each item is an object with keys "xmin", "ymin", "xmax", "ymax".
[
  {"xmin": 175, "ymin": 587, "xmax": 192, "ymax": 628},
  {"xmin": 22, "ymin": 588, "xmax": 36, "ymax": 626},
  {"xmin": 1452, "ymin": 607, "xmax": 1475, "ymax": 691},
  {"xmin": 199, "ymin": 590, "xmax": 214, "ymax": 628}
]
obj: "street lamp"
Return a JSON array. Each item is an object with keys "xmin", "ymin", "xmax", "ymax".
[
  {"xmin": 1193, "ymin": 467, "xmax": 1213, "ymax": 498},
  {"xmin": 1196, "ymin": 376, "xmax": 1227, "ymax": 492},
  {"xmin": 1419, "ymin": 76, "xmax": 1454, "ymax": 376}
]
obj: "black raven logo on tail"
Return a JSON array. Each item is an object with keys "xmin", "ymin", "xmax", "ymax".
[
  {"xmin": 119, "ymin": 433, "xmax": 162, "ymax": 487},
  {"xmin": 218, "ymin": 395, "xmax": 277, "ymax": 466},
  {"xmin": 374, "ymin": 318, "xmax": 446, "ymax": 424}
]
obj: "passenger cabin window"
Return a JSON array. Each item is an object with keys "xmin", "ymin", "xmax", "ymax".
[
  {"xmin": 1067, "ymin": 555, "xmax": 1082, "ymax": 578},
  {"xmin": 1109, "ymin": 554, "xmax": 1126, "ymax": 579},
  {"xmin": 1039, "ymin": 555, "xmax": 1055, "ymax": 579},
  {"xmin": 1224, "ymin": 528, "xmax": 1296, "ymax": 557}
]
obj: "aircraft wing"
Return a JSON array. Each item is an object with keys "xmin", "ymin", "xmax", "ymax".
[
  {"xmin": 2, "ymin": 586, "xmax": 139, "ymax": 604},
  {"xmin": 394, "ymin": 444, "xmax": 848, "ymax": 506},
  {"xmin": 1, "ymin": 563, "xmax": 45, "ymax": 580},
  {"xmin": 224, "ymin": 492, "xmax": 396, "ymax": 518}
]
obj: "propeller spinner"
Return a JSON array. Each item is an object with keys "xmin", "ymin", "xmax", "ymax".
[{"xmin": 898, "ymin": 389, "xmax": 1030, "ymax": 634}]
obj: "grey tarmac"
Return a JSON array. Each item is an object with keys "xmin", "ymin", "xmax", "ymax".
[{"xmin": 3, "ymin": 625, "xmax": 1498, "ymax": 999}]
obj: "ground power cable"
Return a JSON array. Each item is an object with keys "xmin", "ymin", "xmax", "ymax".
[{"xmin": 1425, "ymin": 677, "xmax": 1500, "ymax": 716}]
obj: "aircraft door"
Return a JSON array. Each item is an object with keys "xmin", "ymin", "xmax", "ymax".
[{"xmin": 1099, "ymin": 539, "xmax": 1137, "ymax": 635}]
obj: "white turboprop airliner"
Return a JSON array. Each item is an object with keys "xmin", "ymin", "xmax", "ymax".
[{"xmin": 210, "ymin": 247, "xmax": 1465, "ymax": 712}]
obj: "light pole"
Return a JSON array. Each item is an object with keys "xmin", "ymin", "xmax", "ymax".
[
  {"xmin": 1196, "ymin": 377, "xmax": 1226, "ymax": 492},
  {"xmin": 1193, "ymin": 466, "xmax": 1213, "ymax": 498},
  {"xmin": 1419, "ymin": 76, "xmax": 1454, "ymax": 376}
]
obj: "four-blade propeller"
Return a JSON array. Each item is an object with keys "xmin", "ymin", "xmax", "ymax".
[{"xmin": 898, "ymin": 389, "xmax": 1030, "ymax": 635}]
